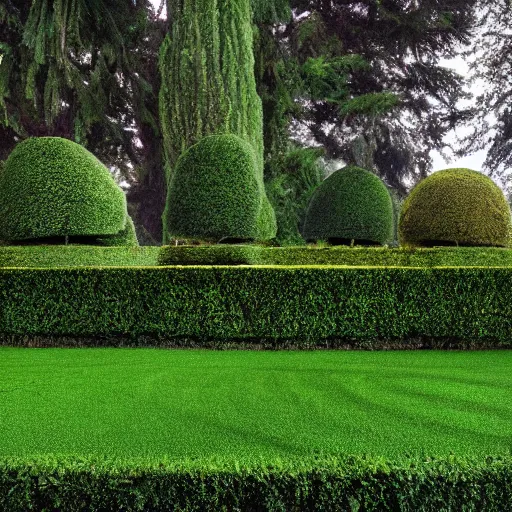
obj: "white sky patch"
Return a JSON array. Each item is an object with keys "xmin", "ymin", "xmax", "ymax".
[{"xmin": 150, "ymin": 0, "xmax": 167, "ymax": 18}]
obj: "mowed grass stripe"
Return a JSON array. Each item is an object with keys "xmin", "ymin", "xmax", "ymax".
[{"xmin": 0, "ymin": 349, "xmax": 511, "ymax": 460}]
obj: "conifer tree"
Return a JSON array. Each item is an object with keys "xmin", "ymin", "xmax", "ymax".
[{"xmin": 253, "ymin": 0, "xmax": 478, "ymax": 193}]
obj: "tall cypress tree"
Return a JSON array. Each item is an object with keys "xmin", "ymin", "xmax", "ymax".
[
  {"xmin": 161, "ymin": 0, "xmax": 263, "ymax": 174},
  {"xmin": 160, "ymin": 0, "xmax": 276, "ymax": 242}
]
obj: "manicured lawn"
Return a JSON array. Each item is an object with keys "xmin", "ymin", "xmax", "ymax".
[{"xmin": 0, "ymin": 348, "xmax": 510, "ymax": 461}]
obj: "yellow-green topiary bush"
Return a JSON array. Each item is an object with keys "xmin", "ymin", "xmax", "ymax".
[{"xmin": 399, "ymin": 168, "xmax": 512, "ymax": 247}]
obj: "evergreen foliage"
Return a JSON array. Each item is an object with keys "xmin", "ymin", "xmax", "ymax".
[
  {"xmin": 250, "ymin": 0, "xmax": 291, "ymax": 24},
  {"xmin": 0, "ymin": 1, "xmax": 166, "ymax": 242},
  {"xmin": 158, "ymin": 244, "xmax": 261, "ymax": 265},
  {"xmin": 0, "ymin": 1, "xmax": 156, "ymax": 162},
  {"xmin": 158, "ymin": 245, "xmax": 512, "ymax": 267},
  {"xmin": 0, "ymin": 137, "xmax": 127, "ymax": 242},
  {"xmin": 459, "ymin": 0, "xmax": 512, "ymax": 188},
  {"xmin": 266, "ymin": 147, "xmax": 324, "ymax": 245},
  {"xmin": 3, "ymin": 266, "xmax": 512, "ymax": 345},
  {"xmin": 303, "ymin": 166, "xmax": 394, "ymax": 245},
  {"xmin": 163, "ymin": 134, "xmax": 263, "ymax": 242},
  {"xmin": 1, "ymin": 455, "xmax": 511, "ymax": 511},
  {"xmin": 399, "ymin": 168, "xmax": 512, "ymax": 247},
  {"xmin": 96, "ymin": 216, "xmax": 139, "ymax": 247},
  {"xmin": 253, "ymin": 0, "xmax": 478, "ymax": 193},
  {"xmin": 160, "ymin": 0, "xmax": 264, "ymax": 175},
  {"xmin": 0, "ymin": 246, "xmax": 158, "ymax": 267},
  {"xmin": 160, "ymin": 0, "xmax": 276, "ymax": 241}
]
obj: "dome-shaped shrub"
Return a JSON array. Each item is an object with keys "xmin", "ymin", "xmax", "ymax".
[
  {"xmin": 0, "ymin": 137, "xmax": 126, "ymax": 241},
  {"xmin": 163, "ymin": 134, "xmax": 263, "ymax": 242},
  {"xmin": 302, "ymin": 166, "xmax": 394, "ymax": 245},
  {"xmin": 399, "ymin": 168, "xmax": 511, "ymax": 247}
]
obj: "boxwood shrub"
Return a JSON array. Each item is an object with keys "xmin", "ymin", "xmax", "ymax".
[
  {"xmin": 0, "ymin": 246, "xmax": 159, "ymax": 268},
  {"xmin": 399, "ymin": 168, "xmax": 512, "ymax": 247},
  {"xmin": 0, "ymin": 137, "xmax": 127, "ymax": 242},
  {"xmin": 157, "ymin": 245, "xmax": 261, "ymax": 265},
  {"xmin": 303, "ymin": 166, "xmax": 394, "ymax": 245},
  {"xmin": 96, "ymin": 216, "xmax": 139, "ymax": 247},
  {"xmin": 1, "ymin": 454, "xmax": 510, "ymax": 511}
]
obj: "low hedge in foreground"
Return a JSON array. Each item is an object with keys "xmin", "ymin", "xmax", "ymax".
[
  {"xmin": 0, "ymin": 246, "xmax": 160, "ymax": 267},
  {"xmin": 1, "ymin": 266, "xmax": 512, "ymax": 344},
  {"xmin": 1, "ymin": 454, "xmax": 510, "ymax": 511},
  {"xmin": 158, "ymin": 245, "xmax": 512, "ymax": 267}
]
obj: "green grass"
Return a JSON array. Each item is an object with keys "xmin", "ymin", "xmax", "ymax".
[{"xmin": 1, "ymin": 348, "xmax": 510, "ymax": 461}]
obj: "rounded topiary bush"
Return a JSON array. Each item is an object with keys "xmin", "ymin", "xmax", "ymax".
[
  {"xmin": 399, "ymin": 168, "xmax": 511, "ymax": 247},
  {"xmin": 302, "ymin": 165, "xmax": 394, "ymax": 245},
  {"xmin": 0, "ymin": 137, "xmax": 127, "ymax": 242},
  {"xmin": 163, "ymin": 134, "xmax": 262, "ymax": 242}
]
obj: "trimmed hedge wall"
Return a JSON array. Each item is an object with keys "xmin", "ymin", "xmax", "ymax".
[
  {"xmin": 399, "ymin": 168, "xmax": 512, "ymax": 247},
  {"xmin": 1, "ymin": 454, "xmax": 510, "ymax": 511},
  {"xmin": 158, "ymin": 245, "xmax": 260, "ymax": 265},
  {"xmin": 1, "ymin": 266, "xmax": 512, "ymax": 345},
  {"xmin": 0, "ymin": 246, "xmax": 159, "ymax": 268},
  {"xmin": 303, "ymin": 166, "xmax": 394, "ymax": 245},
  {"xmin": 158, "ymin": 245, "xmax": 512, "ymax": 267},
  {"xmin": 0, "ymin": 137, "xmax": 127, "ymax": 241}
]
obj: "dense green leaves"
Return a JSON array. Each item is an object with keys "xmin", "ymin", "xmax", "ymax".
[
  {"xmin": 303, "ymin": 166, "xmax": 394, "ymax": 245},
  {"xmin": 95, "ymin": 215, "xmax": 139, "ymax": 247},
  {"xmin": 158, "ymin": 245, "xmax": 512, "ymax": 267},
  {"xmin": 0, "ymin": 246, "xmax": 159, "ymax": 267},
  {"xmin": 1, "ymin": 454, "xmax": 510, "ymax": 511},
  {"xmin": 254, "ymin": 0, "xmax": 478, "ymax": 193},
  {"xmin": 0, "ymin": 137, "xmax": 127, "ymax": 242},
  {"xmin": 265, "ymin": 147, "xmax": 324, "ymax": 245},
  {"xmin": 2, "ymin": 266, "xmax": 512, "ymax": 344},
  {"xmin": 160, "ymin": 0, "xmax": 276, "ymax": 242},
  {"xmin": 160, "ymin": 0, "xmax": 264, "ymax": 174},
  {"xmin": 163, "ymin": 134, "xmax": 271, "ymax": 242},
  {"xmin": 399, "ymin": 168, "xmax": 512, "ymax": 247}
]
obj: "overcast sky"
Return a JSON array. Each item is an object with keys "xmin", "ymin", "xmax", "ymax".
[{"xmin": 150, "ymin": 0, "xmax": 487, "ymax": 175}]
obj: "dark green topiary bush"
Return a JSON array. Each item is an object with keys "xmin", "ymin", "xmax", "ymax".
[
  {"xmin": 399, "ymin": 168, "xmax": 512, "ymax": 247},
  {"xmin": 0, "ymin": 137, "xmax": 127, "ymax": 242},
  {"xmin": 163, "ymin": 134, "xmax": 265, "ymax": 242},
  {"xmin": 302, "ymin": 165, "xmax": 394, "ymax": 245}
]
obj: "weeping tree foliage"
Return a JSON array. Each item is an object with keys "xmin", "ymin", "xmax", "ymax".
[
  {"xmin": 251, "ymin": 0, "xmax": 290, "ymax": 25},
  {"xmin": 265, "ymin": 146, "xmax": 323, "ymax": 245},
  {"xmin": 253, "ymin": 0, "xmax": 478, "ymax": 196},
  {"xmin": 0, "ymin": 0, "xmax": 166, "ymax": 242},
  {"xmin": 160, "ymin": 0, "xmax": 276, "ymax": 242}
]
